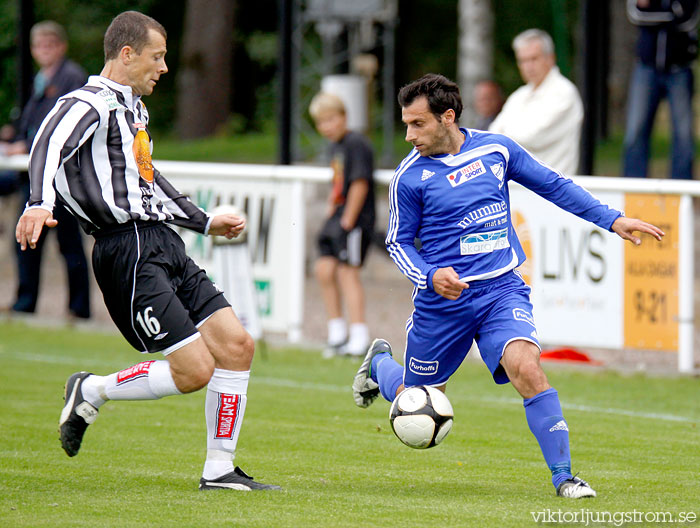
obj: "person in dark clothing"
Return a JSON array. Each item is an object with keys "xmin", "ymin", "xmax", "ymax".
[
  {"xmin": 623, "ymin": 0, "xmax": 699, "ymax": 179},
  {"xmin": 309, "ymin": 92, "xmax": 376, "ymax": 357},
  {"xmin": 0, "ymin": 21, "xmax": 90, "ymax": 318}
]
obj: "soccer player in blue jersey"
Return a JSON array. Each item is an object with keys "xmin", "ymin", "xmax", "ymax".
[{"xmin": 352, "ymin": 73, "xmax": 665, "ymax": 498}]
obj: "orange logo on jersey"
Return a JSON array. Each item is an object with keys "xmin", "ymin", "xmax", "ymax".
[
  {"xmin": 512, "ymin": 210, "xmax": 533, "ymax": 285},
  {"xmin": 330, "ymin": 155, "xmax": 345, "ymax": 206},
  {"xmin": 133, "ymin": 129, "xmax": 154, "ymax": 183}
]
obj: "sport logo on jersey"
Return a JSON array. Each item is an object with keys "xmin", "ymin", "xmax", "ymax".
[
  {"xmin": 215, "ymin": 394, "xmax": 241, "ymax": 439},
  {"xmin": 446, "ymin": 159, "xmax": 486, "ymax": 187},
  {"xmin": 460, "ymin": 228, "xmax": 510, "ymax": 255},
  {"xmin": 97, "ymin": 89, "xmax": 121, "ymax": 111},
  {"xmin": 133, "ymin": 128, "xmax": 154, "ymax": 183},
  {"xmin": 490, "ymin": 162, "xmax": 505, "ymax": 189}
]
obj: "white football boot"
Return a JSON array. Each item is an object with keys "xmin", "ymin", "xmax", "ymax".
[{"xmin": 352, "ymin": 338, "xmax": 391, "ymax": 408}]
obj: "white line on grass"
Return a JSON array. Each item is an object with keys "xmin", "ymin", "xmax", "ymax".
[
  {"xmin": 474, "ymin": 395, "xmax": 696, "ymax": 423},
  {"xmin": 0, "ymin": 348, "xmax": 135, "ymax": 369},
  {"xmin": 2, "ymin": 348, "xmax": 694, "ymax": 424},
  {"xmin": 254, "ymin": 377, "xmax": 697, "ymax": 424}
]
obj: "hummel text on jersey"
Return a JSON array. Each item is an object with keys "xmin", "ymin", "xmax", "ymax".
[
  {"xmin": 446, "ymin": 159, "xmax": 486, "ymax": 187},
  {"xmin": 457, "ymin": 201, "xmax": 508, "ymax": 229}
]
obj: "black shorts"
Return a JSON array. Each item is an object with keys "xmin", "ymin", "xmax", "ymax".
[
  {"xmin": 317, "ymin": 212, "xmax": 372, "ymax": 267},
  {"xmin": 92, "ymin": 222, "xmax": 230, "ymax": 354}
]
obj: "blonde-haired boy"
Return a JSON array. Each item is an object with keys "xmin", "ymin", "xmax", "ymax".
[{"xmin": 310, "ymin": 92, "xmax": 376, "ymax": 357}]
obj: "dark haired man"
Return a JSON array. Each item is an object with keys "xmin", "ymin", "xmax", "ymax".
[
  {"xmin": 353, "ymin": 73, "xmax": 664, "ymax": 498},
  {"xmin": 16, "ymin": 11, "xmax": 279, "ymax": 491}
]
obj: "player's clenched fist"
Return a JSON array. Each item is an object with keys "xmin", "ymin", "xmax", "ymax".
[
  {"xmin": 208, "ymin": 213, "xmax": 246, "ymax": 239},
  {"xmin": 432, "ymin": 266, "xmax": 469, "ymax": 300}
]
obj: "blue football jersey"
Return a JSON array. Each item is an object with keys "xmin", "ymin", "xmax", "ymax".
[{"xmin": 386, "ymin": 128, "xmax": 622, "ymax": 289}]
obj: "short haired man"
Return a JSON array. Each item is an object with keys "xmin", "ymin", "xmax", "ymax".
[
  {"xmin": 1, "ymin": 20, "xmax": 90, "ymax": 319},
  {"xmin": 309, "ymin": 92, "xmax": 376, "ymax": 357},
  {"xmin": 353, "ymin": 73, "xmax": 664, "ymax": 498},
  {"xmin": 489, "ymin": 29, "xmax": 583, "ymax": 175},
  {"xmin": 16, "ymin": 11, "xmax": 279, "ymax": 491}
]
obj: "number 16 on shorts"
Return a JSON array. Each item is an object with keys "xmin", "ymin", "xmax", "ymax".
[{"xmin": 135, "ymin": 307, "xmax": 164, "ymax": 339}]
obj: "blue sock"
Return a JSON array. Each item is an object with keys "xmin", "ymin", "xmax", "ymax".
[
  {"xmin": 523, "ymin": 388, "xmax": 573, "ymax": 489},
  {"xmin": 370, "ymin": 352, "xmax": 403, "ymax": 402}
]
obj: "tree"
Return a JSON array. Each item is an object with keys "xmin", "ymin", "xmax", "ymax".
[
  {"xmin": 175, "ymin": 0, "xmax": 235, "ymax": 139},
  {"xmin": 457, "ymin": 0, "xmax": 494, "ymax": 127}
]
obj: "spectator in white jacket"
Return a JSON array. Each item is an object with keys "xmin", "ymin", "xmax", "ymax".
[{"xmin": 489, "ymin": 29, "xmax": 583, "ymax": 175}]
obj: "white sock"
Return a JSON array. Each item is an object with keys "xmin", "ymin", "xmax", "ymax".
[
  {"xmin": 347, "ymin": 323, "xmax": 369, "ymax": 348},
  {"xmin": 338, "ymin": 323, "xmax": 370, "ymax": 356},
  {"xmin": 81, "ymin": 360, "xmax": 181, "ymax": 407},
  {"xmin": 202, "ymin": 369, "xmax": 249, "ymax": 480},
  {"xmin": 327, "ymin": 317, "xmax": 347, "ymax": 346}
]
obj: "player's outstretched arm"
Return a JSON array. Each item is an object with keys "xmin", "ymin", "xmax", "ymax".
[
  {"xmin": 208, "ymin": 213, "xmax": 246, "ymax": 239},
  {"xmin": 611, "ymin": 216, "xmax": 665, "ymax": 246},
  {"xmin": 15, "ymin": 208, "xmax": 57, "ymax": 250},
  {"xmin": 432, "ymin": 267, "xmax": 470, "ymax": 301}
]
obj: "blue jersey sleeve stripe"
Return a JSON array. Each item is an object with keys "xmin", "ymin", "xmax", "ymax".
[
  {"xmin": 386, "ymin": 151, "xmax": 419, "ymax": 244},
  {"xmin": 388, "ymin": 243, "xmax": 426, "ymax": 286},
  {"xmin": 386, "ymin": 179, "xmax": 428, "ymax": 285},
  {"xmin": 386, "ymin": 151, "xmax": 428, "ymax": 287},
  {"xmin": 386, "ymin": 151, "xmax": 420, "ymax": 245}
]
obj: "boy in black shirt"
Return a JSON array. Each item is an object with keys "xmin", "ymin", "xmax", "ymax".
[{"xmin": 310, "ymin": 92, "xmax": 376, "ymax": 357}]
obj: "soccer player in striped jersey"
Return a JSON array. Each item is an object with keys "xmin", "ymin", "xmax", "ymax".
[
  {"xmin": 352, "ymin": 74, "xmax": 664, "ymax": 498},
  {"xmin": 15, "ymin": 11, "xmax": 279, "ymax": 491}
]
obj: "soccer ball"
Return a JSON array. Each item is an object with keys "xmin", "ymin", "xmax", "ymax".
[{"xmin": 389, "ymin": 386, "xmax": 454, "ymax": 449}]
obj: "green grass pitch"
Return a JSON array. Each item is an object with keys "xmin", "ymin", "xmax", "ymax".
[{"xmin": 0, "ymin": 321, "xmax": 698, "ymax": 527}]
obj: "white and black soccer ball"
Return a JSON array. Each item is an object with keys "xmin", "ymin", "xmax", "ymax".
[{"xmin": 389, "ymin": 386, "xmax": 454, "ymax": 449}]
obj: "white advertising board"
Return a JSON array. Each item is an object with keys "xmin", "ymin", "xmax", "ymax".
[
  {"xmin": 165, "ymin": 172, "xmax": 305, "ymax": 341},
  {"xmin": 509, "ymin": 183, "xmax": 624, "ymax": 348}
]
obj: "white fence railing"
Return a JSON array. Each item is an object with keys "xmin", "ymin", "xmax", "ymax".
[{"xmin": 1, "ymin": 154, "xmax": 697, "ymax": 373}]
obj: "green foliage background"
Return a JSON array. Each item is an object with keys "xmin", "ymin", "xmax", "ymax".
[{"xmin": 0, "ymin": 0, "xmax": 582, "ymax": 136}]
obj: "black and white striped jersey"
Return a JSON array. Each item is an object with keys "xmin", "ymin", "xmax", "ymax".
[{"xmin": 26, "ymin": 75, "xmax": 211, "ymax": 235}]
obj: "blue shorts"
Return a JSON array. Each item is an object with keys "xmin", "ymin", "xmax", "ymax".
[{"xmin": 403, "ymin": 270, "xmax": 540, "ymax": 386}]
